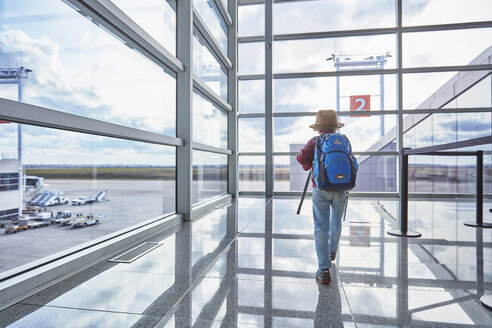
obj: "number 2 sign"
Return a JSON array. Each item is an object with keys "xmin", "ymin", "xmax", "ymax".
[{"xmin": 350, "ymin": 95, "xmax": 370, "ymax": 117}]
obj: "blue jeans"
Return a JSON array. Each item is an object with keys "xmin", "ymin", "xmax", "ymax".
[{"xmin": 312, "ymin": 188, "xmax": 347, "ymax": 271}]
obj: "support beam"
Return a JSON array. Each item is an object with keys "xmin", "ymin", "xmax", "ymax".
[
  {"xmin": 228, "ymin": 0, "xmax": 239, "ymax": 197},
  {"xmin": 265, "ymin": 0, "xmax": 273, "ymax": 197},
  {"xmin": 176, "ymin": 0, "xmax": 194, "ymax": 220}
]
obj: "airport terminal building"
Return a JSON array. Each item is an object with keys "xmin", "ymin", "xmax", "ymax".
[{"xmin": 0, "ymin": 1, "xmax": 491, "ymax": 327}]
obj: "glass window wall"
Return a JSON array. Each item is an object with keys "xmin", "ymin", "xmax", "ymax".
[
  {"xmin": 273, "ymin": 0, "xmax": 395, "ymax": 34},
  {"xmin": 193, "ymin": 33, "xmax": 228, "ymax": 101},
  {"xmin": 238, "ymin": 42, "xmax": 264, "ymax": 75},
  {"xmin": 238, "ymin": 4, "xmax": 264, "ymax": 37},
  {"xmin": 109, "ymin": 0, "xmax": 176, "ymax": 54},
  {"xmin": 402, "ymin": 0, "xmax": 492, "ymax": 26},
  {"xmin": 0, "ymin": 124, "xmax": 176, "ymax": 274},
  {"xmin": 0, "ymin": 0, "xmax": 176, "ymax": 136},
  {"xmin": 192, "ymin": 150, "xmax": 227, "ymax": 204},
  {"xmin": 274, "ymin": 35, "xmax": 396, "ymax": 74},
  {"xmin": 194, "ymin": 0, "xmax": 228, "ymax": 54},
  {"xmin": 238, "ymin": 118, "xmax": 265, "ymax": 153},
  {"xmin": 239, "ymin": 80, "xmax": 265, "ymax": 114},
  {"xmin": 274, "ymin": 76, "xmax": 397, "ymax": 113},
  {"xmin": 193, "ymin": 92, "xmax": 228, "ymax": 149},
  {"xmin": 239, "ymin": 156, "xmax": 265, "ymax": 192},
  {"xmin": 403, "ymin": 29, "xmax": 492, "ymax": 68}
]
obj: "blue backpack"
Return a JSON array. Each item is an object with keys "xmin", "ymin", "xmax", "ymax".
[{"xmin": 312, "ymin": 133, "xmax": 358, "ymax": 191}]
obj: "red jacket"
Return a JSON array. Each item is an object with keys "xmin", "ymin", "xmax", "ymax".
[{"xmin": 296, "ymin": 132, "xmax": 330, "ymax": 187}]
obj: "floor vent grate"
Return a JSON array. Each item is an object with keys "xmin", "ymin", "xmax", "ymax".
[{"xmin": 109, "ymin": 242, "xmax": 162, "ymax": 263}]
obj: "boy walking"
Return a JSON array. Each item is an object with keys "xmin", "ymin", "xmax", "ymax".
[{"xmin": 297, "ymin": 110, "xmax": 357, "ymax": 284}]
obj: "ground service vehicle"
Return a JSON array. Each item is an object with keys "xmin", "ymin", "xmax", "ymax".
[
  {"xmin": 5, "ymin": 220, "xmax": 29, "ymax": 234},
  {"xmin": 71, "ymin": 214, "xmax": 100, "ymax": 228}
]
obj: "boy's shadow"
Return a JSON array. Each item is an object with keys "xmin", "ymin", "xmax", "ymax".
[{"xmin": 314, "ymin": 268, "xmax": 345, "ymax": 328}]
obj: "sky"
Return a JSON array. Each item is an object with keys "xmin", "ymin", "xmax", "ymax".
[{"xmin": 0, "ymin": 0, "xmax": 491, "ymax": 168}]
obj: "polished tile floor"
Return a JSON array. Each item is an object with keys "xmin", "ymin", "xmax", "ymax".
[{"xmin": 0, "ymin": 197, "xmax": 491, "ymax": 327}]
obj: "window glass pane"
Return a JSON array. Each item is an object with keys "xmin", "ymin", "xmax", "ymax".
[
  {"xmin": 274, "ymin": 76, "xmax": 397, "ymax": 113},
  {"xmin": 274, "ymin": 155, "xmax": 311, "ymax": 192},
  {"xmin": 403, "ymin": 29, "xmax": 492, "ymax": 68},
  {"xmin": 274, "ymin": 116, "xmax": 396, "ymax": 153},
  {"xmin": 239, "ymin": 156, "xmax": 264, "ymax": 192},
  {"xmin": 403, "ymin": 0, "xmax": 492, "ymax": 26},
  {"xmin": 274, "ymin": 0, "xmax": 395, "ymax": 34},
  {"xmin": 443, "ymin": 75, "xmax": 491, "ymax": 109},
  {"xmin": 0, "ymin": 0, "xmax": 176, "ymax": 136},
  {"xmin": 192, "ymin": 150, "xmax": 227, "ymax": 204},
  {"xmin": 238, "ymin": 118, "xmax": 265, "ymax": 152},
  {"xmin": 404, "ymin": 112, "xmax": 492, "ymax": 195},
  {"xmin": 194, "ymin": 0, "xmax": 228, "ymax": 54},
  {"xmin": 0, "ymin": 124, "xmax": 175, "ymax": 274},
  {"xmin": 239, "ymin": 42, "xmax": 264, "ymax": 75},
  {"xmin": 238, "ymin": 4, "xmax": 264, "ymax": 36},
  {"xmin": 403, "ymin": 71, "xmax": 490, "ymax": 110},
  {"xmin": 110, "ymin": 0, "xmax": 176, "ymax": 54},
  {"xmin": 274, "ymin": 36, "xmax": 396, "ymax": 74},
  {"xmin": 193, "ymin": 33, "xmax": 228, "ymax": 101},
  {"xmin": 239, "ymin": 80, "xmax": 264, "ymax": 114},
  {"xmin": 193, "ymin": 92, "xmax": 228, "ymax": 149},
  {"xmin": 353, "ymin": 155, "xmax": 397, "ymax": 192}
]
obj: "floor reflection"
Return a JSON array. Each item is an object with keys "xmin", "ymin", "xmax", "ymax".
[{"xmin": 0, "ymin": 197, "xmax": 491, "ymax": 327}]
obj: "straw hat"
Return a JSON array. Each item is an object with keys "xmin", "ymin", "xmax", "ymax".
[{"xmin": 309, "ymin": 109, "xmax": 344, "ymax": 130}]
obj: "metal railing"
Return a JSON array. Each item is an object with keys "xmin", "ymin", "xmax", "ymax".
[{"xmin": 388, "ymin": 135, "xmax": 492, "ymax": 238}]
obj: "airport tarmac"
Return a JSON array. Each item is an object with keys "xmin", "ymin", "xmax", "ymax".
[{"xmin": 0, "ymin": 179, "xmax": 179, "ymax": 273}]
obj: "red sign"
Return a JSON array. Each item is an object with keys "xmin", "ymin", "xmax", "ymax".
[
  {"xmin": 350, "ymin": 95, "xmax": 371, "ymax": 117},
  {"xmin": 0, "ymin": 121, "xmax": 10, "ymax": 123}
]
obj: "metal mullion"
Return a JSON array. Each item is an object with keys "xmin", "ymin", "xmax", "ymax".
[
  {"xmin": 239, "ymin": 74, "xmax": 266, "ymax": 80},
  {"xmin": 239, "ymin": 65, "xmax": 492, "ymax": 81},
  {"xmin": 239, "ymin": 27, "xmax": 397, "ymax": 43},
  {"xmin": 0, "ymin": 98, "xmax": 183, "ymax": 147},
  {"xmin": 176, "ymin": 0, "xmax": 194, "ymax": 221},
  {"xmin": 402, "ymin": 107, "xmax": 492, "ymax": 115},
  {"xmin": 238, "ymin": 36, "xmax": 265, "ymax": 43},
  {"xmin": 403, "ymin": 64, "xmax": 492, "ymax": 74},
  {"xmin": 274, "ymin": 110, "xmax": 399, "ymax": 117},
  {"xmin": 265, "ymin": 0, "xmax": 273, "ymax": 197},
  {"xmin": 395, "ymin": 0, "xmax": 405, "ymax": 229},
  {"xmin": 238, "ymin": 113, "xmax": 265, "ymax": 118},
  {"xmin": 192, "ymin": 142, "xmax": 232, "ymax": 155},
  {"xmin": 272, "ymin": 151, "xmax": 399, "ymax": 156},
  {"xmin": 237, "ymin": 21, "xmax": 492, "ymax": 43},
  {"xmin": 68, "ymin": 0, "xmax": 183, "ymax": 74},
  {"xmin": 275, "ymin": 69, "xmax": 396, "ymax": 79},
  {"xmin": 228, "ymin": 0, "xmax": 238, "ymax": 197},
  {"xmin": 403, "ymin": 21, "xmax": 492, "ymax": 33},
  {"xmin": 214, "ymin": 0, "xmax": 233, "ymax": 26},
  {"xmin": 238, "ymin": 152, "xmax": 264, "ymax": 156},
  {"xmin": 193, "ymin": 9, "xmax": 233, "ymax": 69},
  {"xmin": 193, "ymin": 76, "xmax": 232, "ymax": 113}
]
